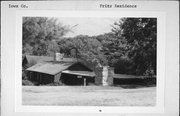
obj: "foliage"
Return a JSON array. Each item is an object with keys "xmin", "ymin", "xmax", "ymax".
[
  {"xmin": 46, "ymin": 82, "xmax": 64, "ymax": 86},
  {"xmin": 23, "ymin": 17, "xmax": 157, "ymax": 76},
  {"xmin": 22, "ymin": 71, "xmax": 27, "ymax": 79},
  {"xmin": 58, "ymin": 35, "xmax": 107, "ymax": 67},
  {"xmin": 95, "ymin": 33, "xmax": 125, "ymax": 66},
  {"xmin": 23, "ymin": 17, "xmax": 70, "ymax": 56},
  {"xmin": 112, "ymin": 18, "xmax": 157, "ymax": 76},
  {"xmin": 54, "ymin": 18, "xmax": 156, "ymax": 76},
  {"xmin": 22, "ymin": 80, "xmax": 34, "ymax": 86}
]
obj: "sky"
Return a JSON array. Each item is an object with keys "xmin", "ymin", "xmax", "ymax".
[{"xmin": 57, "ymin": 17, "xmax": 120, "ymax": 37}]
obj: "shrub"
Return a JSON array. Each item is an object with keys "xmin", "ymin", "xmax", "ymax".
[
  {"xmin": 22, "ymin": 70, "xmax": 28, "ymax": 80},
  {"xmin": 88, "ymin": 83, "xmax": 97, "ymax": 86},
  {"xmin": 46, "ymin": 81, "xmax": 63, "ymax": 86},
  {"xmin": 22, "ymin": 80, "xmax": 34, "ymax": 86},
  {"xmin": 114, "ymin": 58, "xmax": 134, "ymax": 75}
]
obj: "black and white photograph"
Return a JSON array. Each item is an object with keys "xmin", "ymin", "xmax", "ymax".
[
  {"xmin": 22, "ymin": 17, "xmax": 157, "ymax": 106},
  {"xmin": 1, "ymin": 1, "xmax": 179, "ymax": 116}
]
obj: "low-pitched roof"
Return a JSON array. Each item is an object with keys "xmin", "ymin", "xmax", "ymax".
[
  {"xmin": 26, "ymin": 62, "xmax": 74, "ymax": 75},
  {"xmin": 23, "ymin": 55, "xmax": 75, "ymax": 65},
  {"xmin": 113, "ymin": 74, "xmax": 144, "ymax": 79},
  {"xmin": 22, "ymin": 55, "xmax": 53, "ymax": 67},
  {"xmin": 62, "ymin": 70, "xmax": 95, "ymax": 77},
  {"xmin": 26, "ymin": 55, "xmax": 53, "ymax": 62},
  {"xmin": 113, "ymin": 74, "xmax": 156, "ymax": 79},
  {"xmin": 26, "ymin": 61, "xmax": 95, "ymax": 76}
]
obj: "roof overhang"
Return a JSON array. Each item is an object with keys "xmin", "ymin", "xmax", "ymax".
[{"xmin": 62, "ymin": 70, "xmax": 95, "ymax": 77}]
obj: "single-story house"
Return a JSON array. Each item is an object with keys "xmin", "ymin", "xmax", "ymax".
[
  {"xmin": 24, "ymin": 55, "xmax": 155, "ymax": 86},
  {"xmin": 23, "ymin": 54, "xmax": 115, "ymax": 86},
  {"xmin": 26, "ymin": 61, "xmax": 96, "ymax": 85}
]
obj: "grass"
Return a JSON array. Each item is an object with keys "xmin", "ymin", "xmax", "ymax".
[{"xmin": 22, "ymin": 85, "xmax": 156, "ymax": 106}]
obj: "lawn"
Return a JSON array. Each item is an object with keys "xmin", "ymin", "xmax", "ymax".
[{"xmin": 22, "ymin": 86, "xmax": 156, "ymax": 106}]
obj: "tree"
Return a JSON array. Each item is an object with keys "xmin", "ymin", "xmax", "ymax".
[
  {"xmin": 57, "ymin": 35, "xmax": 107, "ymax": 68},
  {"xmin": 112, "ymin": 18, "xmax": 157, "ymax": 76},
  {"xmin": 95, "ymin": 33, "xmax": 124, "ymax": 66},
  {"xmin": 23, "ymin": 17, "xmax": 70, "ymax": 56}
]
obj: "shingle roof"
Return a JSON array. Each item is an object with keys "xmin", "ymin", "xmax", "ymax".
[
  {"xmin": 24, "ymin": 55, "xmax": 75, "ymax": 64},
  {"xmin": 26, "ymin": 55, "xmax": 53, "ymax": 62},
  {"xmin": 26, "ymin": 62, "xmax": 74, "ymax": 75}
]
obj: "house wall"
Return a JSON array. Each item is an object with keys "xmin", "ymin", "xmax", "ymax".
[
  {"xmin": 42, "ymin": 74, "xmax": 54, "ymax": 84},
  {"xmin": 28, "ymin": 71, "xmax": 54, "ymax": 84},
  {"xmin": 60, "ymin": 73, "xmax": 82, "ymax": 85},
  {"xmin": 60, "ymin": 73, "xmax": 95, "ymax": 85}
]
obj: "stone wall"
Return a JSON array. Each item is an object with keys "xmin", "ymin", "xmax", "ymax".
[
  {"xmin": 94, "ymin": 67, "xmax": 103, "ymax": 85},
  {"xmin": 95, "ymin": 66, "xmax": 114, "ymax": 86},
  {"xmin": 107, "ymin": 67, "xmax": 114, "ymax": 86},
  {"xmin": 54, "ymin": 73, "xmax": 61, "ymax": 83}
]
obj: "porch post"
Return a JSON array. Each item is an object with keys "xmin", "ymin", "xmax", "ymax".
[{"xmin": 84, "ymin": 78, "xmax": 86, "ymax": 86}]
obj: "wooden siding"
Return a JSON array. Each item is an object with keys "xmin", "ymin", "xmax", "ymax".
[{"xmin": 28, "ymin": 71, "xmax": 54, "ymax": 84}]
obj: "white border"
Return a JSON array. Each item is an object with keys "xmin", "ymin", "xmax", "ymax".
[{"xmin": 15, "ymin": 10, "xmax": 166, "ymax": 113}]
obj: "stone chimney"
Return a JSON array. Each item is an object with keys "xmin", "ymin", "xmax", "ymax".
[
  {"xmin": 54, "ymin": 52, "xmax": 64, "ymax": 61},
  {"xmin": 94, "ymin": 67, "xmax": 103, "ymax": 85},
  {"xmin": 107, "ymin": 67, "xmax": 114, "ymax": 86},
  {"xmin": 53, "ymin": 51, "xmax": 56, "ymax": 61},
  {"xmin": 95, "ymin": 66, "xmax": 114, "ymax": 86}
]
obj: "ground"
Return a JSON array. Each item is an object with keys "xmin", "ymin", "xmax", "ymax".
[{"xmin": 22, "ymin": 86, "xmax": 156, "ymax": 106}]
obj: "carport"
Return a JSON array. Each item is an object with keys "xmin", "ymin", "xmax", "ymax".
[{"xmin": 61, "ymin": 70, "xmax": 95, "ymax": 86}]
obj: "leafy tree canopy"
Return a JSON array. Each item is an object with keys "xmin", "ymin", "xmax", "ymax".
[
  {"xmin": 23, "ymin": 17, "xmax": 157, "ymax": 76},
  {"xmin": 23, "ymin": 17, "xmax": 70, "ymax": 56},
  {"xmin": 112, "ymin": 18, "xmax": 157, "ymax": 76}
]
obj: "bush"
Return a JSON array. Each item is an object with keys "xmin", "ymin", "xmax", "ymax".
[
  {"xmin": 22, "ymin": 80, "xmax": 34, "ymax": 86},
  {"xmin": 143, "ymin": 78, "xmax": 156, "ymax": 86},
  {"xmin": 22, "ymin": 70, "xmax": 28, "ymax": 80},
  {"xmin": 46, "ymin": 81, "xmax": 63, "ymax": 86},
  {"xmin": 114, "ymin": 58, "xmax": 134, "ymax": 75},
  {"xmin": 88, "ymin": 83, "xmax": 97, "ymax": 86}
]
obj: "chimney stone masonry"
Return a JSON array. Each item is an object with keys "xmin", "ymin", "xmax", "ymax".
[
  {"xmin": 95, "ymin": 66, "xmax": 114, "ymax": 86},
  {"xmin": 54, "ymin": 52, "xmax": 64, "ymax": 61}
]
